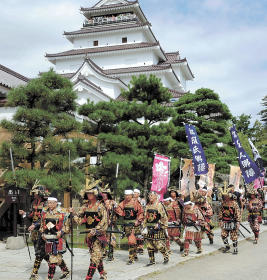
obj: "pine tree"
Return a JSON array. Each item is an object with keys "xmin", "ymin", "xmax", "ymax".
[
  {"xmin": 0, "ymin": 70, "xmax": 84, "ymax": 193},
  {"xmin": 172, "ymin": 88, "xmax": 237, "ymax": 174},
  {"xmin": 96, "ymin": 74, "xmax": 175, "ymax": 194}
]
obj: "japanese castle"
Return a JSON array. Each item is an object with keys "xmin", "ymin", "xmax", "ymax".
[{"xmin": 45, "ymin": 0, "xmax": 194, "ymax": 106}]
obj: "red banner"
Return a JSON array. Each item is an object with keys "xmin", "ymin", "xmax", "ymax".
[{"xmin": 151, "ymin": 154, "xmax": 171, "ymax": 201}]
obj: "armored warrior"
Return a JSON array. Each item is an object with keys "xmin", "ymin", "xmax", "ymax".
[
  {"xmin": 182, "ymin": 196, "xmax": 205, "ymax": 257},
  {"xmin": 115, "ymin": 189, "xmax": 144, "ymax": 264},
  {"xmin": 40, "ymin": 197, "xmax": 70, "ymax": 280},
  {"xmin": 218, "ymin": 186, "xmax": 241, "ymax": 254},
  {"xmin": 133, "ymin": 188, "xmax": 145, "ymax": 254},
  {"xmin": 72, "ymin": 180, "xmax": 108, "ymax": 280},
  {"xmin": 143, "ymin": 191, "xmax": 169, "ymax": 266},
  {"xmin": 194, "ymin": 186, "xmax": 214, "ymax": 244},
  {"xmin": 163, "ymin": 197, "xmax": 184, "ymax": 252},
  {"xmin": 19, "ymin": 182, "xmax": 50, "ymax": 280},
  {"xmin": 246, "ymin": 188, "xmax": 263, "ymax": 244},
  {"xmin": 101, "ymin": 185, "xmax": 117, "ymax": 261}
]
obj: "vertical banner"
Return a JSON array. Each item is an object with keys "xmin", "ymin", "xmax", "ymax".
[
  {"xmin": 180, "ymin": 159, "xmax": 195, "ymax": 196},
  {"xmin": 229, "ymin": 165, "xmax": 242, "ymax": 191},
  {"xmin": 230, "ymin": 126, "xmax": 261, "ymax": 184},
  {"xmin": 151, "ymin": 154, "xmax": 171, "ymax": 200},
  {"xmin": 248, "ymin": 138, "xmax": 264, "ymax": 172},
  {"xmin": 198, "ymin": 163, "xmax": 216, "ymax": 196},
  {"xmin": 185, "ymin": 124, "xmax": 209, "ymax": 175}
]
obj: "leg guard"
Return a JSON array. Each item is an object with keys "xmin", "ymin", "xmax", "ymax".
[
  {"xmin": 222, "ymin": 237, "xmax": 230, "ymax": 253},
  {"xmin": 48, "ymin": 263, "xmax": 56, "ymax": 280},
  {"xmin": 233, "ymin": 241, "xmax": 238, "ymax": 254},
  {"xmin": 86, "ymin": 263, "xmax": 96, "ymax": 280},
  {"xmin": 195, "ymin": 241, "xmax": 202, "ymax": 254},
  {"xmin": 98, "ymin": 260, "xmax": 107, "ymax": 280},
  {"xmin": 31, "ymin": 256, "xmax": 42, "ymax": 275},
  {"xmin": 146, "ymin": 248, "xmax": 155, "ymax": 266},
  {"xmin": 59, "ymin": 259, "xmax": 70, "ymax": 279},
  {"xmin": 182, "ymin": 240, "xmax": 190, "ymax": 256}
]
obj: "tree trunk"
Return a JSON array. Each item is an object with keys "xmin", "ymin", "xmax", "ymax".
[
  {"xmin": 144, "ymin": 170, "xmax": 149, "ymax": 197},
  {"xmin": 30, "ymin": 142, "xmax": 36, "ymax": 170},
  {"xmin": 96, "ymin": 139, "xmax": 101, "ymax": 165}
]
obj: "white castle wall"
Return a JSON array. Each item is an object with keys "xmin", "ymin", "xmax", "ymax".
[
  {"xmin": 72, "ymin": 29, "xmax": 147, "ymax": 49},
  {"xmin": 55, "ymin": 50, "xmax": 159, "ymax": 74}
]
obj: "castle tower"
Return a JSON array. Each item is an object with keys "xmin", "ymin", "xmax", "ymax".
[{"xmin": 45, "ymin": 0, "xmax": 194, "ymax": 105}]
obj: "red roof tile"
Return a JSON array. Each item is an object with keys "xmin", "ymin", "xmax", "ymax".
[
  {"xmin": 104, "ymin": 64, "xmax": 171, "ymax": 75},
  {"xmin": 81, "ymin": 1, "xmax": 138, "ymax": 12},
  {"xmin": 0, "ymin": 64, "xmax": 29, "ymax": 83},
  {"xmin": 46, "ymin": 42, "xmax": 159, "ymax": 58},
  {"xmin": 64, "ymin": 22, "xmax": 149, "ymax": 36}
]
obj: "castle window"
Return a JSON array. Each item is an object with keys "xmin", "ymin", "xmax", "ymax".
[
  {"xmin": 122, "ymin": 37, "xmax": 127, "ymax": 43},
  {"xmin": 93, "ymin": 40, "xmax": 99, "ymax": 46}
]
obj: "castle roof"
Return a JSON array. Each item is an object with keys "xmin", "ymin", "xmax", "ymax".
[
  {"xmin": 45, "ymin": 42, "xmax": 164, "ymax": 59},
  {"xmin": 64, "ymin": 21, "xmax": 150, "ymax": 37},
  {"xmin": 0, "ymin": 64, "xmax": 29, "ymax": 89}
]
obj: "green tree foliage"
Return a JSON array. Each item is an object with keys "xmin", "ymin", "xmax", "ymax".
[
  {"xmin": 172, "ymin": 88, "xmax": 237, "ymax": 174},
  {"xmin": 0, "ymin": 70, "xmax": 85, "ymax": 193},
  {"xmin": 78, "ymin": 101, "xmax": 125, "ymax": 165},
  {"xmin": 79, "ymin": 75, "xmax": 175, "ymax": 195},
  {"xmin": 232, "ymin": 112, "xmax": 266, "ymax": 166},
  {"xmin": 232, "ymin": 113, "xmax": 253, "ymax": 136}
]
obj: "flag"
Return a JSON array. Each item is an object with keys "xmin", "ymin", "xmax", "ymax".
[
  {"xmin": 248, "ymin": 138, "xmax": 264, "ymax": 172},
  {"xmin": 151, "ymin": 154, "xmax": 171, "ymax": 201},
  {"xmin": 185, "ymin": 124, "xmax": 209, "ymax": 175},
  {"xmin": 229, "ymin": 165, "xmax": 242, "ymax": 191},
  {"xmin": 230, "ymin": 126, "xmax": 261, "ymax": 184},
  {"xmin": 198, "ymin": 163, "xmax": 216, "ymax": 196},
  {"xmin": 180, "ymin": 159, "xmax": 195, "ymax": 196}
]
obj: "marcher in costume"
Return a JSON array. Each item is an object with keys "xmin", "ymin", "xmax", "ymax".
[
  {"xmin": 40, "ymin": 197, "xmax": 70, "ymax": 280},
  {"xmin": 218, "ymin": 186, "xmax": 241, "ymax": 254},
  {"xmin": 194, "ymin": 186, "xmax": 214, "ymax": 244},
  {"xmin": 163, "ymin": 197, "xmax": 184, "ymax": 253},
  {"xmin": 133, "ymin": 188, "xmax": 145, "ymax": 255},
  {"xmin": 246, "ymin": 187, "xmax": 263, "ymax": 244},
  {"xmin": 182, "ymin": 196, "xmax": 205, "ymax": 257},
  {"xmin": 72, "ymin": 179, "xmax": 108, "ymax": 280},
  {"xmin": 143, "ymin": 191, "xmax": 169, "ymax": 266},
  {"xmin": 101, "ymin": 185, "xmax": 117, "ymax": 261},
  {"xmin": 256, "ymin": 187, "xmax": 265, "ymax": 224},
  {"xmin": 115, "ymin": 189, "xmax": 144, "ymax": 264},
  {"xmin": 19, "ymin": 182, "xmax": 50, "ymax": 280}
]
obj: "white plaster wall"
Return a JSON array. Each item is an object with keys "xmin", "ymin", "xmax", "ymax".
[
  {"xmin": 0, "ymin": 107, "xmax": 17, "ymax": 121},
  {"xmin": 55, "ymin": 57, "xmax": 84, "ymax": 74},
  {"xmin": 94, "ymin": 50, "xmax": 155, "ymax": 69},
  {"xmin": 72, "ymin": 29, "xmax": 147, "ymax": 48},
  {"xmin": 119, "ymin": 72, "xmax": 173, "ymax": 89},
  {"xmin": 172, "ymin": 66, "xmax": 187, "ymax": 90},
  {"xmin": 54, "ymin": 50, "xmax": 156, "ymax": 73}
]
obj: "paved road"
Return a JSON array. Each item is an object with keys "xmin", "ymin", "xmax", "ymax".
[
  {"xmin": 0, "ymin": 223, "xmax": 266, "ymax": 280},
  {"xmin": 139, "ymin": 231, "xmax": 267, "ymax": 280}
]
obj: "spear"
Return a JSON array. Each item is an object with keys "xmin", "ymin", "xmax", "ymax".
[{"xmin": 68, "ymin": 150, "xmax": 73, "ymax": 280}]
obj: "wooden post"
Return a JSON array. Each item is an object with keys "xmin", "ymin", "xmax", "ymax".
[{"xmin": 64, "ymin": 191, "xmax": 70, "ymax": 209}]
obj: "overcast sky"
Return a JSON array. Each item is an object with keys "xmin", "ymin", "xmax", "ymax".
[{"xmin": 0, "ymin": 0, "xmax": 266, "ymax": 123}]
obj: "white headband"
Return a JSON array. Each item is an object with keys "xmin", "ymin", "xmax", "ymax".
[
  {"xmin": 184, "ymin": 201, "xmax": 194, "ymax": 205},
  {"xmin": 125, "ymin": 190, "xmax": 134, "ymax": 195},
  {"xmin": 163, "ymin": 197, "xmax": 174, "ymax": 202},
  {"xmin": 48, "ymin": 197, "xmax": 58, "ymax": 202},
  {"xmin": 134, "ymin": 189, "xmax": 140, "ymax": 194}
]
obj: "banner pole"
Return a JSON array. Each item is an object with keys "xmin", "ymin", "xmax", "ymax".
[{"xmin": 178, "ymin": 158, "xmax": 183, "ymax": 190}]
